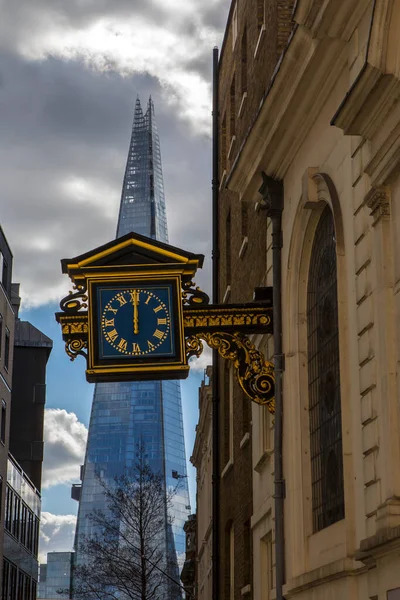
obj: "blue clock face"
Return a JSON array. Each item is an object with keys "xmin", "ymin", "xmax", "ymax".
[{"xmin": 97, "ymin": 284, "xmax": 175, "ymax": 359}]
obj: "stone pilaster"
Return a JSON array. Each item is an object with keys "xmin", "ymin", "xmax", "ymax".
[{"xmin": 364, "ymin": 186, "xmax": 400, "ymax": 533}]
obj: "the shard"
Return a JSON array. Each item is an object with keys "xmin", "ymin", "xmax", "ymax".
[{"xmin": 73, "ymin": 97, "xmax": 190, "ymax": 599}]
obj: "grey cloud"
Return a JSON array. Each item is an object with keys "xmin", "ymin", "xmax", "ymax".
[{"xmin": 2, "ymin": 0, "xmax": 225, "ymax": 52}]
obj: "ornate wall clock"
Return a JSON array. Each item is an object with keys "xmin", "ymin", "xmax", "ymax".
[
  {"xmin": 56, "ymin": 231, "xmax": 274, "ymax": 408},
  {"xmin": 87, "ymin": 276, "xmax": 187, "ymax": 382}
]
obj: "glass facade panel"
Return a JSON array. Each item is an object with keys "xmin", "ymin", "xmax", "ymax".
[
  {"xmin": 38, "ymin": 552, "xmax": 72, "ymax": 599},
  {"xmin": 74, "ymin": 98, "xmax": 190, "ymax": 599}
]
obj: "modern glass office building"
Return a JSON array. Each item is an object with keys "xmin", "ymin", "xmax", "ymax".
[
  {"xmin": 38, "ymin": 552, "xmax": 72, "ymax": 599},
  {"xmin": 73, "ymin": 97, "xmax": 190, "ymax": 599}
]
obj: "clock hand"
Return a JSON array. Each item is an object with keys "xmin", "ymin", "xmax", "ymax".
[{"xmin": 133, "ymin": 289, "xmax": 139, "ymax": 335}]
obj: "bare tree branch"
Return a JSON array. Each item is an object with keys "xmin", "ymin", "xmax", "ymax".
[{"xmin": 73, "ymin": 443, "xmax": 186, "ymax": 600}]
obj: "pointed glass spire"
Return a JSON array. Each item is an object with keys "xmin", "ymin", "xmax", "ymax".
[
  {"xmin": 73, "ymin": 97, "xmax": 189, "ymax": 600},
  {"xmin": 116, "ymin": 96, "xmax": 168, "ymax": 242}
]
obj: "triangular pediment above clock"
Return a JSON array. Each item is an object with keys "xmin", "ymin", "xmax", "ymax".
[{"xmin": 61, "ymin": 231, "xmax": 204, "ymax": 274}]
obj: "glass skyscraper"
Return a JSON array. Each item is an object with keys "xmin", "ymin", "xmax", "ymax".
[{"xmin": 73, "ymin": 97, "xmax": 190, "ymax": 598}]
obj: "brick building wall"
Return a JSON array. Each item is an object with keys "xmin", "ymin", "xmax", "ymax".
[
  {"xmin": 216, "ymin": 2, "xmax": 295, "ymax": 598},
  {"xmin": 216, "ymin": 0, "xmax": 400, "ymax": 598}
]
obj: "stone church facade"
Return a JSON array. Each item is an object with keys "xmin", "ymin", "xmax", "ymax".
[{"xmin": 215, "ymin": 0, "xmax": 400, "ymax": 598}]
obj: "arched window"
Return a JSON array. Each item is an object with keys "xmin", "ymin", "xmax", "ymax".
[{"xmin": 307, "ymin": 206, "xmax": 344, "ymax": 532}]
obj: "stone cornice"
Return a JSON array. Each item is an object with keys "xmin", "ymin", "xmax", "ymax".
[
  {"xmin": 332, "ymin": 66, "xmax": 400, "ymax": 139},
  {"xmin": 355, "ymin": 524, "xmax": 400, "ymax": 566},
  {"xmin": 332, "ymin": 0, "xmax": 400, "ymax": 184}
]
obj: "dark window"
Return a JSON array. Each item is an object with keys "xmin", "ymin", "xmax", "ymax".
[
  {"xmin": 243, "ymin": 520, "xmax": 251, "ymax": 586},
  {"xmin": 31, "ymin": 581, "xmax": 37, "ymax": 600},
  {"xmin": 221, "ymin": 114, "xmax": 227, "ymax": 173},
  {"xmin": 17, "ymin": 570, "xmax": 26, "ymax": 600},
  {"xmin": 31, "ymin": 579, "xmax": 37, "ymax": 600},
  {"xmin": 257, "ymin": 0, "xmax": 265, "ymax": 31},
  {"xmin": 2, "ymin": 559, "xmax": 9, "ymax": 600},
  {"xmin": 241, "ymin": 201, "xmax": 248, "ymax": 238},
  {"xmin": 20, "ymin": 504, "xmax": 27, "ymax": 547},
  {"xmin": 226, "ymin": 212, "xmax": 231, "ymax": 285},
  {"xmin": 33, "ymin": 516, "xmax": 39, "ymax": 556},
  {"xmin": 27, "ymin": 511, "xmax": 34, "ymax": 552},
  {"xmin": 1, "ymin": 400, "xmax": 6, "ymax": 444},
  {"xmin": 230, "ymin": 75, "xmax": 236, "ymax": 138},
  {"xmin": 307, "ymin": 206, "xmax": 344, "ymax": 532},
  {"xmin": 5, "ymin": 486, "xmax": 12, "ymax": 532},
  {"xmin": 241, "ymin": 28, "xmax": 247, "ymax": 94},
  {"xmin": 4, "ymin": 329, "xmax": 9, "ymax": 371},
  {"xmin": 223, "ymin": 366, "xmax": 231, "ymax": 465},
  {"xmin": 0, "ymin": 314, "xmax": 3, "ymax": 358},
  {"xmin": 12, "ymin": 494, "xmax": 20, "ymax": 539}
]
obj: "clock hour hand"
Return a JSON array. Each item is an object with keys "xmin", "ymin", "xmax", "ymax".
[{"xmin": 132, "ymin": 289, "xmax": 139, "ymax": 335}]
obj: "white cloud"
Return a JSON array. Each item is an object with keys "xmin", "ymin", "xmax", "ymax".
[
  {"xmin": 189, "ymin": 344, "xmax": 213, "ymax": 372},
  {"xmin": 4, "ymin": 2, "xmax": 223, "ymax": 136},
  {"xmin": 39, "ymin": 512, "xmax": 76, "ymax": 564},
  {"xmin": 42, "ymin": 409, "xmax": 88, "ymax": 489}
]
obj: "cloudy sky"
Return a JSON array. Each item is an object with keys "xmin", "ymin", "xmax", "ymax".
[{"xmin": 1, "ymin": 0, "xmax": 227, "ymax": 563}]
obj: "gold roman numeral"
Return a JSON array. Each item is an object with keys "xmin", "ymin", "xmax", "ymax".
[
  {"xmin": 153, "ymin": 305, "xmax": 163, "ymax": 313},
  {"xmin": 104, "ymin": 319, "xmax": 115, "ymax": 327},
  {"xmin": 117, "ymin": 338, "xmax": 127, "ymax": 351},
  {"xmin": 108, "ymin": 329, "xmax": 118, "ymax": 342},
  {"xmin": 130, "ymin": 291, "xmax": 140, "ymax": 303},
  {"xmin": 153, "ymin": 329, "xmax": 164, "ymax": 340},
  {"xmin": 157, "ymin": 318, "xmax": 167, "ymax": 325},
  {"xmin": 147, "ymin": 340, "xmax": 154, "ymax": 350},
  {"xmin": 133, "ymin": 343, "xmax": 141, "ymax": 353},
  {"xmin": 145, "ymin": 295, "xmax": 151, "ymax": 305},
  {"xmin": 108, "ymin": 306, "xmax": 118, "ymax": 315},
  {"xmin": 117, "ymin": 294, "xmax": 127, "ymax": 307}
]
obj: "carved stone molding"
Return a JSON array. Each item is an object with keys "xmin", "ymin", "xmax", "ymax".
[{"xmin": 365, "ymin": 186, "xmax": 391, "ymax": 225}]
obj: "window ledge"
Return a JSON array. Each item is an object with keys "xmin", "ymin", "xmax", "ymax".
[
  {"xmin": 254, "ymin": 25, "xmax": 266, "ymax": 59},
  {"xmin": 254, "ymin": 448, "xmax": 273, "ymax": 473},
  {"xmin": 219, "ymin": 169, "xmax": 227, "ymax": 191},
  {"xmin": 227, "ymin": 136, "xmax": 236, "ymax": 160},
  {"xmin": 221, "ymin": 458, "xmax": 234, "ymax": 479},
  {"xmin": 223, "ymin": 285, "xmax": 231, "ymax": 304},
  {"xmin": 238, "ymin": 92, "xmax": 247, "ymax": 118},
  {"xmin": 239, "ymin": 236, "xmax": 248, "ymax": 258},
  {"xmin": 240, "ymin": 432, "xmax": 250, "ymax": 449}
]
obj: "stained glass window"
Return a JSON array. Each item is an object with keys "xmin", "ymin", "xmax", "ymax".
[{"xmin": 307, "ymin": 206, "xmax": 344, "ymax": 532}]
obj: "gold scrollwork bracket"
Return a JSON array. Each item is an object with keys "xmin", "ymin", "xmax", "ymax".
[
  {"xmin": 182, "ymin": 280, "xmax": 210, "ymax": 306},
  {"xmin": 65, "ymin": 338, "xmax": 88, "ymax": 362},
  {"xmin": 186, "ymin": 332, "xmax": 275, "ymax": 413},
  {"xmin": 60, "ymin": 281, "xmax": 88, "ymax": 313},
  {"xmin": 55, "ymin": 312, "xmax": 89, "ymax": 362}
]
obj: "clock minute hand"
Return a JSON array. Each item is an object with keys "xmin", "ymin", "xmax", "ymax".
[{"xmin": 133, "ymin": 290, "xmax": 139, "ymax": 335}]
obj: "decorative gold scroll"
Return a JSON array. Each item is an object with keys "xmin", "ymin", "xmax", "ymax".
[{"xmin": 186, "ymin": 332, "xmax": 275, "ymax": 413}]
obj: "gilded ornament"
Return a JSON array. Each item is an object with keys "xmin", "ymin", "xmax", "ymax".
[
  {"xmin": 182, "ymin": 280, "xmax": 210, "ymax": 306},
  {"xmin": 60, "ymin": 282, "xmax": 88, "ymax": 313},
  {"xmin": 66, "ymin": 338, "xmax": 88, "ymax": 361},
  {"xmin": 186, "ymin": 331, "xmax": 275, "ymax": 412}
]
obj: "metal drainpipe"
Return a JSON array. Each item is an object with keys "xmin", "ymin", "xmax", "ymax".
[
  {"xmin": 211, "ymin": 46, "xmax": 220, "ymax": 600},
  {"xmin": 259, "ymin": 173, "xmax": 285, "ymax": 600}
]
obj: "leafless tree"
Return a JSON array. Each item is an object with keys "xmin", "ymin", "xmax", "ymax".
[{"xmin": 73, "ymin": 444, "xmax": 183, "ymax": 600}]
